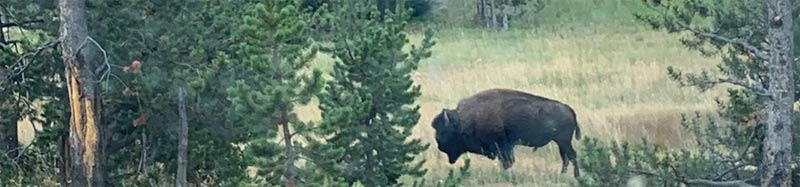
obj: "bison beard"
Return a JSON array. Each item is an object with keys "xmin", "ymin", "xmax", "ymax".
[{"xmin": 432, "ymin": 88, "xmax": 581, "ymax": 177}]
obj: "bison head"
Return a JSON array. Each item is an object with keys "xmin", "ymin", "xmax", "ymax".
[{"xmin": 432, "ymin": 108, "xmax": 466, "ymax": 164}]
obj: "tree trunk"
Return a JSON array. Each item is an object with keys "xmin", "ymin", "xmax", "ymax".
[
  {"xmin": 272, "ymin": 46, "xmax": 296, "ymax": 187},
  {"xmin": 490, "ymin": 0, "xmax": 497, "ymax": 30},
  {"xmin": 0, "ymin": 115, "xmax": 19, "ymax": 159},
  {"xmin": 762, "ymin": 0, "xmax": 794, "ymax": 186},
  {"xmin": 176, "ymin": 87, "xmax": 188, "ymax": 187},
  {"xmin": 281, "ymin": 112, "xmax": 296, "ymax": 187},
  {"xmin": 59, "ymin": 0, "xmax": 105, "ymax": 186},
  {"xmin": 476, "ymin": 0, "xmax": 486, "ymax": 26},
  {"xmin": 502, "ymin": 14, "xmax": 509, "ymax": 30}
]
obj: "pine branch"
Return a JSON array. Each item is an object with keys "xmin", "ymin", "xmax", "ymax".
[{"xmin": 674, "ymin": 22, "xmax": 769, "ymax": 60}]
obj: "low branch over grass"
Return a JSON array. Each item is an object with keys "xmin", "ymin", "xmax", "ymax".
[
  {"xmin": 672, "ymin": 22, "xmax": 769, "ymax": 60},
  {"xmin": 630, "ymin": 168, "xmax": 758, "ymax": 187}
]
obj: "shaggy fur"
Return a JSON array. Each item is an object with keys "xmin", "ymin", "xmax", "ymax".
[{"xmin": 432, "ymin": 88, "xmax": 581, "ymax": 176}]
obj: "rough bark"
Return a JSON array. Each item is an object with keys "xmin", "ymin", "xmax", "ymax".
[
  {"xmin": 176, "ymin": 87, "xmax": 188, "ymax": 187},
  {"xmin": 59, "ymin": 0, "xmax": 105, "ymax": 186},
  {"xmin": 762, "ymin": 0, "xmax": 794, "ymax": 186}
]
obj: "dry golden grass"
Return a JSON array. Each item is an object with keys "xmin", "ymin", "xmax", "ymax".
[{"xmin": 305, "ymin": 26, "xmax": 726, "ymax": 186}]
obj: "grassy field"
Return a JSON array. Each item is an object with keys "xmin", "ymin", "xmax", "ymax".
[{"xmin": 294, "ymin": 25, "xmax": 727, "ymax": 186}]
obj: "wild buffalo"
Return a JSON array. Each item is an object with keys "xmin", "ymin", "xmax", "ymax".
[{"xmin": 432, "ymin": 88, "xmax": 581, "ymax": 176}]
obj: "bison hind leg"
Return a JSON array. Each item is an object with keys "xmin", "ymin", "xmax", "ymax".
[{"xmin": 556, "ymin": 141, "xmax": 579, "ymax": 177}]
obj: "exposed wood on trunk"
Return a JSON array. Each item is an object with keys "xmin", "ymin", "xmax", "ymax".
[
  {"xmin": 761, "ymin": 0, "xmax": 794, "ymax": 186},
  {"xmin": 176, "ymin": 87, "xmax": 188, "ymax": 187},
  {"xmin": 59, "ymin": 0, "xmax": 105, "ymax": 186}
]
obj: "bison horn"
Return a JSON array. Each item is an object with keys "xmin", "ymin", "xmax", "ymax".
[{"xmin": 443, "ymin": 109, "xmax": 450, "ymax": 126}]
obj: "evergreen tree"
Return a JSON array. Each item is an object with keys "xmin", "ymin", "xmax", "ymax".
[
  {"xmin": 0, "ymin": 3, "xmax": 64, "ymax": 186},
  {"xmin": 226, "ymin": 0, "xmax": 324, "ymax": 186},
  {"xmin": 312, "ymin": 0, "xmax": 435, "ymax": 186},
  {"xmin": 82, "ymin": 0, "xmax": 249, "ymax": 185},
  {"xmin": 579, "ymin": 0, "xmax": 800, "ymax": 186}
]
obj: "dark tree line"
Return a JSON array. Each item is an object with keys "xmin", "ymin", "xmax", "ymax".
[{"xmin": 474, "ymin": 0, "xmax": 547, "ymax": 30}]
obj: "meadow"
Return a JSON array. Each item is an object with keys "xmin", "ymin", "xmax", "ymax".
[
  {"xmin": 299, "ymin": 1, "xmax": 728, "ymax": 186},
  {"xmin": 295, "ymin": 27, "xmax": 727, "ymax": 186}
]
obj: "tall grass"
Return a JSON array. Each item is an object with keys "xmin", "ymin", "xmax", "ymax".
[{"xmin": 299, "ymin": 25, "xmax": 726, "ymax": 186}]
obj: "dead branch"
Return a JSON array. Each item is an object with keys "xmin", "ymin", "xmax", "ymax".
[
  {"xmin": 630, "ymin": 167, "xmax": 758, "ymax": 187},
  {"xmin": 692, "ymin": 76, "xmax": 770, "ymax": 97},
  {"xmin": 0, "ymin": 19, "xmax": 44, "ymax": 28},
  {"xmin": 674, "ymin": 22, "xmax": 769, "ymax": 60},
  {"xmin": 1, "ymin": 39, "xmax": 61, "ymax": 86}
]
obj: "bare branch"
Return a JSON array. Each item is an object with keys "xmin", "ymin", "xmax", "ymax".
[
  {"xmin": 629, "ymin": 167, "xmax": 758, "ymax": 187},
  {"xmin": 683, "ymin": 179, "xmax": 757, "ymax": 187},
  {"xmin": 0, "ymin": 19, "xmax": 44, "ymax": 28},
  {"xmin": 74, "ymin": 36, "xmax": 110, "ymax": 83},
  {"xmin": 674, "ymin": 22, "xmax": 769, "ymax": 60},
  {"xmin": 705, "ymin": 77, "xmax": 770, "ymax": 97},
  {"xmin": 1, "ymin": 39, "xmax": 62, "ymax": 86}
]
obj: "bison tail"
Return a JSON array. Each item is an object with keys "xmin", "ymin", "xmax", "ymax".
[{"xmin": 574, "ymin": 122, "xmax": 582, "ymax": 140}]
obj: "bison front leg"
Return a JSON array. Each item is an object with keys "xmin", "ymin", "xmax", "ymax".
[{"xmin": 497, "ymin": 145, "xmax": 515, "ymax": 170}]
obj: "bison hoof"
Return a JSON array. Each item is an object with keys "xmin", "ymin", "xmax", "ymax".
[{"xmin": 501, "ymin": 162, "xmax": 513, "ymax": 170}]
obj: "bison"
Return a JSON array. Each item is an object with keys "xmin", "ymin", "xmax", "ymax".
[{"xmin": 432, "ymin": 88, "xmax": 581, "ymax": 176}]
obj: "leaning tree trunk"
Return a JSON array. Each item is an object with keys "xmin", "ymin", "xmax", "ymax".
[
  {"xmin": 762, "ymin": 0, "xmax": 794, "ymax": 186},
  {"xmin": 59, "ymin": 0, "xmax": 106, "ymax": 186}
]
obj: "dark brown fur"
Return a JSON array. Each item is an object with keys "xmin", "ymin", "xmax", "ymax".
[{"xmin": 432, "ymin": 88, "xmax": 581, "ymax": 176}]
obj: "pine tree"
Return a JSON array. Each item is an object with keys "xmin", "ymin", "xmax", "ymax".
[
  {"xmin": 313, "ymin": 0, "xmax": 435, "ymax": 186},
  {"xmin": 579, "ymin": 0, "xmax": 799, "ymax": 186},
  {"xmin": 226, "ymin": 0, "xmax": 324, "ymax": 186}
]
